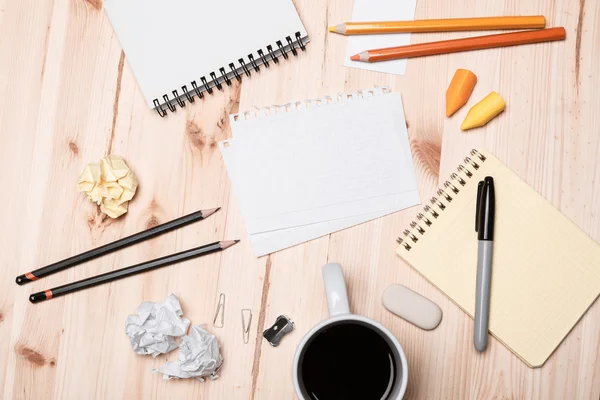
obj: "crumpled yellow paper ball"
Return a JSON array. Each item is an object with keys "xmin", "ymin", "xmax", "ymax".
[{"xmin": 77, "ymin": 155, "xmax": 138, "ymax": 218}]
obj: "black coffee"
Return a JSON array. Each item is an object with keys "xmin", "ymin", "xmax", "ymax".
[{"xmin": 299, "ymin": 321, "xmax": 397, "ymax": 400}]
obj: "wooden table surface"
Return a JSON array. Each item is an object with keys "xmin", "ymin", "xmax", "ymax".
[{"xmin": 1, "ymin": 0, "xmax": 599, "ymax": 398}]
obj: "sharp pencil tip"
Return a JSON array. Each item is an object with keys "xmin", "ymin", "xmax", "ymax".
[
  {"xmin": 235, "ymin": 239, "xmax": 240, "ymax": 243},
  {"xmin": 202, "ymin": 207, "xmax": 221, "ymax": 218},
  {"xmin": 329, "ymin": 24, "xmax": 346, "ymax": 34},
  {"xmin": 220, "ymin": 240, "xmax": 240, "ymax": 249},
  {"xmin": 350, "ymin": 54, "xmax": 360, "ymax": 61}
]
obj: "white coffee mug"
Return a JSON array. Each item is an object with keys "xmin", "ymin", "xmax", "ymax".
[{"xmin": 292, "ymin": 263, "xmax": 408, "ymax": 399}]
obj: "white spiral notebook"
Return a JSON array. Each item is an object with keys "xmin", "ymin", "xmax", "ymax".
[{"xmin": 104, "ymin": 0, "xmax": 309, "ymax": 117}]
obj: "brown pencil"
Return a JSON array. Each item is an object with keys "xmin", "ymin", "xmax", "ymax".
[
  {"xmin": 330, "ymin": 16, "xmax": 546, "ymax": 35},
  {"xmin": 350, "ymin": 27, "xmax": 566, "ymax": 62}
]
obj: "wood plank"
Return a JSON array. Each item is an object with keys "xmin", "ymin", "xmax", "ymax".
[{"xmin": 0, "ymin": 0, "xmax": 599, "ymax": 398}]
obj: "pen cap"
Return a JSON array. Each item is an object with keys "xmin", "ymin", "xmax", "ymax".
[
  {"xmin": 475, "ymin": 181, "xmax": 484, "ymax": 232},
  {"xmin": 477, "ymin": 176, "xmax": 495, "ymax": 240}
]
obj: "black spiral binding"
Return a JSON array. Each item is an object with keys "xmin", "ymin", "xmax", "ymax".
[
  {"xmin": 152, "ymin": 31, "xmax": 307, "ymax": 117},
  {"xmin": 397, "ymin": 150, "xmax": 487, "ymax": 251}
]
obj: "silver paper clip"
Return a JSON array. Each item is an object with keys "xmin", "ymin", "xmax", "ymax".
[
  {"xmin": 241, "ymin": 309, "xmax": 253, "ymax": 344},
  {"xmin": 213, "ymin": 293, "xmax": 225, "ymax": 328},
  {"xmin": 263, "ymin": 315, "xmax": 294, "ymax": 347}
]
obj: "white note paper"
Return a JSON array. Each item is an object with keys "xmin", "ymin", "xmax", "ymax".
[
  {"xmin": 248, "ymin": 209, "xmax": 401, "ymax": 256},
  {"xmin": 344, "ymin": 0, "xmax": 417, "ymax": 76},
  {"xmin": 222, "ymin": 92, "xmax": 419, "ymax": 233},
  {"xmin": 220, "ymin": 89, "xmax": 420, "ymax": 256}
]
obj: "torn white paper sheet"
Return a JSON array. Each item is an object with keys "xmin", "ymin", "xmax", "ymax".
[
  {"xmin": 248, "ymin": 208, "xmax": 399, "ymax": 256},
  {"xmin": 220, "ymin": 89, "xmax": 421, "ymax": 256},
  {"xmin": 220, "ymin": 91, "xmax": 420, "ymax": 234},
  {"xmin": 126, "ymin": 294, "xmax": 190, "ymax": 357},
  {"xmin": 344, "ymin": 0, "xmax": 417, "ymax": 76},
  {"xmin": 156, "ymin": 325, "xmax": 223, "ymax": 381}
]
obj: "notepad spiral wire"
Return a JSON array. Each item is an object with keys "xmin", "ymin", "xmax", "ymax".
[
  {"xmin": 152, "ymin": 32, "xmax": 307, "ymax": 117},
  {"xmin": 397, "ymin": 149, "xmax": 487, "ymax": 250}
]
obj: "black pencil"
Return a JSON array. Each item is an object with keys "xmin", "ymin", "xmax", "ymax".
[
  {"xmin": 16, "ymin": 208, "xmax": 220, "ymax": 285},
  {"xmin": 29, "ymin": 240, "xmax": 239, "ymax": 303}
]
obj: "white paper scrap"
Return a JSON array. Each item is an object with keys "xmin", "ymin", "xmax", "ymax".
[
  {"xmin": 125, "ymin": 294, "xmax": 190, "ymax": 357},
  {"xmin": 156, "ymin": 325, "xmax": 224, "ymax": 381},
  {"xmin": 344, "ymin": 0, "xmax": 417, "ymax": 76}
]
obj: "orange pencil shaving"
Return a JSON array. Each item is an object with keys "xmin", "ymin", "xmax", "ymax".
[
  {"xmin": 350, "ymin": 27, "xmax": 566, "ymax": 62},
  {"xmin": 446, "ymin": 69, "xmax": 477, "ymax": 117},
  {"xmin": 329, "ymin": 16, "xmax": 546, "ymax": 35}
]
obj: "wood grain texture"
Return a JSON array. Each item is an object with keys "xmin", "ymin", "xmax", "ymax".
[{"xmin": 0, "ymin": 0, "xmax": 599, "ymax": 398}]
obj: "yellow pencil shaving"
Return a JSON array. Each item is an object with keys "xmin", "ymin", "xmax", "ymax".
[
  {"xmin": 77, "ymin": 155, "xmax": 138, "ymax": 218},
  {"xmin": 446, "ymin": 69, "xmax": 477, "ymax": 117},
  {"xmin": 461, "ymin": 91, "xmax": 505, "ymax": 131}
]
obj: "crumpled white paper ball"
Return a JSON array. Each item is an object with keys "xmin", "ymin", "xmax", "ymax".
[
  {"xmin": 156, "ymin": 325, "xmax": 224, "ymax": 381},
  {"xmin": 125, "ymin": 294, "xmax": 190, "ymax": 357}
]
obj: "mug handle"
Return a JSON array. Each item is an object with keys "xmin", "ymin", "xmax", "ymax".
[{"xmin": 322, "ymin": 263, "xmax": 350, "ymax": 317}]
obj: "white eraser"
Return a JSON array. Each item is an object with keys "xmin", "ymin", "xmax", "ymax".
[{"xmin": 382, "ymin": 284, "xmax": 442, "ymax": 330}]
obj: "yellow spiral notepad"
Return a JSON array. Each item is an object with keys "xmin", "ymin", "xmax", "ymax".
[{"xmin": 396, "ymin": 149, "xmax": 600, "ymax": 367}]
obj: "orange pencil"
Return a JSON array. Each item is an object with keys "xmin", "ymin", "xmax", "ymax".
[
  {"xmin": 329, "ymin": 16, "xmax": 546, "ymax": 35},
  {"xmin": 351, "ymin": 27, "xmax": 566, "ymax": 62}
]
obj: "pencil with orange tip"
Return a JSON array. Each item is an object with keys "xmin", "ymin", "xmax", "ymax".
[
  {"xmin": 350, "ymin": 27, "xmax": 566, "ymax": 62},
  {"xmin": 329, "ymin": 16, "xmax": 546, "ymax": 35}
]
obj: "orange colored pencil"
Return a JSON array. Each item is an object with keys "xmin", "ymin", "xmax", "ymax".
[
  {"xmin": 350, "ymin": 27, "xmax": 566, "ymax": 62},
  {"xmin": 329, "ymin": 16, "xmax": 546, "ymax": 35}
]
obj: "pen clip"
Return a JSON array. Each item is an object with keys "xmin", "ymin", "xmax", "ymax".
[{"xmin": 475, "ymin": 181, "xmax": 484, "ymax": 232}]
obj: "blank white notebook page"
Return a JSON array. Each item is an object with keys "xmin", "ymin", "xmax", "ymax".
[
  {"xmin": 344, "ymin": 0, "xmax": 416, "ymax": 76},
  {"xmin": 396, "ymin": 150, "xmax": 600, "ymax": 367},
  {"xmin": 219, "ymin": 91, "xmax": 420, "ymax": 234},
  {"xmin": 104, "ymin": 0, "xmax": 307, "ymax": 107}
]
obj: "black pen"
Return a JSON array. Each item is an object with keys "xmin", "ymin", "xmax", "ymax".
[{"xmin": 474, "ymin": 176, "xmax": 495, "ymax": 351}]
